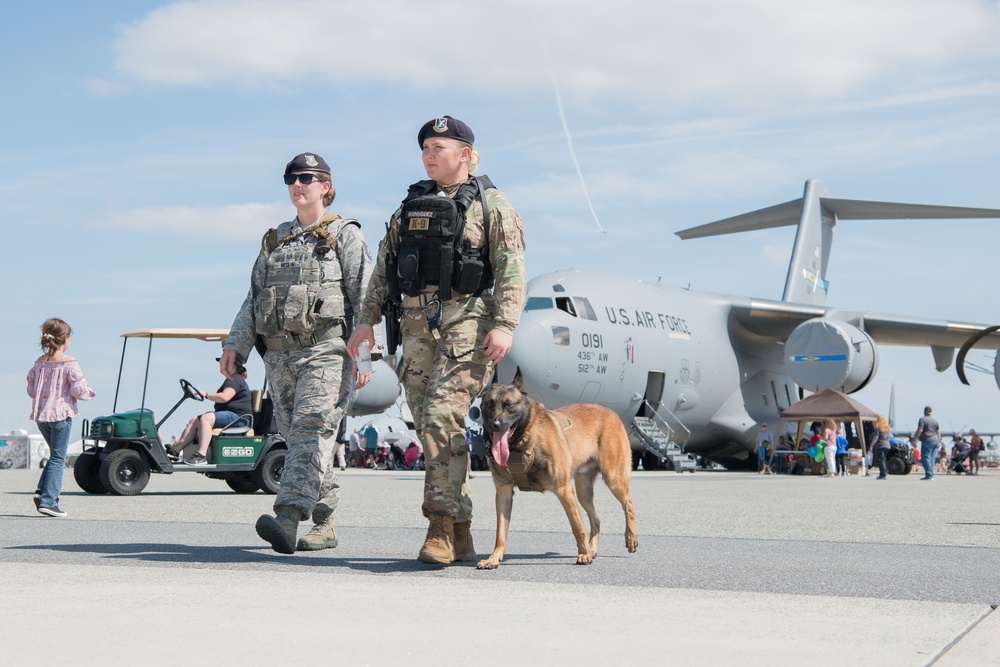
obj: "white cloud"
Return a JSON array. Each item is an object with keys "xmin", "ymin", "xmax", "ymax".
[
  {"xmin": 91, "ymin": 201, "xmax": 287, "ymax": 240},
  {"xmin": 107, "ymin": 0, "xmax": 1000, "ymax": 112}
]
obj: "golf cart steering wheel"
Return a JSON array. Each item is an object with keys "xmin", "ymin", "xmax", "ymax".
[{"xmin": 180, "ymin": 379, "xmax": 205, "ymax": 402}]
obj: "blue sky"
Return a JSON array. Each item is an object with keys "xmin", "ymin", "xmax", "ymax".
[{"xmin": 3, "ymin": 0, "xmax": 1000, "ymax": 441}]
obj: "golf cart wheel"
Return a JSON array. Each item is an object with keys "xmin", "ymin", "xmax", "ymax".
[
  {"xmin": 886, "ymin": 456, "xmax": 905, "ymax": 476},
  {"xmin": 253, "ymin": 448, "xmax": 285, "ymax": 495},
  {"xmin": 74, "ymin": 452, "xmax": 109, "ymax": 494},
  {"xmin": 225, "ymin": 475, "xmax": 260, "ymax": 494},
  {"xmin": 100, "ymin": 448, "xmax": 151, "ymax": 496}
]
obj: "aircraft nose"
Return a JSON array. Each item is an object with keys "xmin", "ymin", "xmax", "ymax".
[{"xmin": 497, "ymin": 319, "xmax": 550, "ymax": 385}]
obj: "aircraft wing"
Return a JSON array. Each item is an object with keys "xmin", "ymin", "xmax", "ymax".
[{"xmin": 732, "ymin": 298, "xmax": 1000, "ymax": 348}]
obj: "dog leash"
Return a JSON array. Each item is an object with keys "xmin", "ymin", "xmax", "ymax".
[{"xmin": 422, "ymin": 298, "xmax": 485, "ymax": 362}]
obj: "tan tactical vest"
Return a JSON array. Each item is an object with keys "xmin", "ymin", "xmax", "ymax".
[{"xmin": 253, "ymin": 214, "xmax": 357, "ymax": 348}]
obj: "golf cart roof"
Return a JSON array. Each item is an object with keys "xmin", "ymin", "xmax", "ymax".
[{"xmin": 120, "ymin": 328, "xmax": 229, "ymax": 342}]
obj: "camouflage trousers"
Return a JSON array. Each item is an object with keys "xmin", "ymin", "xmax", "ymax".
[
  {"xmin": 263, "ymin": 338, "xmax": 351, "ymax": 519},
  {"xmin": 401, "ymin": 313, "xmax": 493, "ymax": 522}
]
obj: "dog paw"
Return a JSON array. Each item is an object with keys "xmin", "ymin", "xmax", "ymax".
[
  {"xmin": 626, "ymin": 531, "xmax": 638, "ymax": 552},
  {"xmin": 576, "ymin": 553, "xmax": 593, "ymax": 565},
  {"xmin": 476, "ymin": 559, "xmax": 500, "ymax": 570}
]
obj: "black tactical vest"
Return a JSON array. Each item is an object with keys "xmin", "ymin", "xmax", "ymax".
[{"xmin": 391, "ymin": 176, "xmax": 495, "ymax": 301}]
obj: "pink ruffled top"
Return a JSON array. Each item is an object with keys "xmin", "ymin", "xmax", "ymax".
[{"xmin": 26, "ymin": 356, "xmax": 96, "ymax": 422}]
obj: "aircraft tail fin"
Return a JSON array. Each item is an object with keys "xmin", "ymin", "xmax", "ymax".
[{"xmin": 677, "ymin": 179, "xmax": 1000, "ymax": 305}]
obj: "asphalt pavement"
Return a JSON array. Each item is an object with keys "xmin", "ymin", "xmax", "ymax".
[{"xmin": 1, "ymin": 465, "xmax": 998, "ymax": 666}]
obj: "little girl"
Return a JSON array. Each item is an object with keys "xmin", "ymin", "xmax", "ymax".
[{"xmin": 26, "ymin": 318, "xmax": 96, "ymax": 517}]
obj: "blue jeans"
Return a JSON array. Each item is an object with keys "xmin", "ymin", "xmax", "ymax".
[
  {"xmin": 874, "ymin": 447, "xmax": 888, "ymax": 477},
  {"xmin": 920, "ymin": 441, "xmax": 939, "ymax": 478},
  {"xmin": 213, "ymin": 411, "xmax": 250, "ymax": 429},
  {"xmin": 36, "ymin": 418, "xmax": 73, "ymax": 508}
]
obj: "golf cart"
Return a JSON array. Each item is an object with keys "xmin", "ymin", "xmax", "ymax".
[
  {"xmin": 885, "ymin": 438, "xmax": 916, "ymax": 475},
  {"xmin": 74, "ymin": 328, "xmax": 286, "ymax": 496}
]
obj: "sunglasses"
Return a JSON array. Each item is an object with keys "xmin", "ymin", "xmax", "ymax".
[{"xmin": 283, "ymin": 173, "xmax": 327, "ymax": 185}]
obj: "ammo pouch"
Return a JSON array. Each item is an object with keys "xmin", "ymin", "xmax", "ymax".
[{"xmin": 454, "ymin": 254, "xmax": 486, "ymax": 294}]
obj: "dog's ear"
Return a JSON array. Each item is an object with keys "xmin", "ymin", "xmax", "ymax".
[{"xmin": 513, "ymin": 367, "xmax": 524, "ymax": 391}]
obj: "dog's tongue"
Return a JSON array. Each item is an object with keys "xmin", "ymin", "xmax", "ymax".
[{"xmin": 491, "ymin": 429, "xmax": 513, "ymax": 467}]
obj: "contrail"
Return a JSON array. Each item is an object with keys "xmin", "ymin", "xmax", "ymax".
[{"xmin": 532, "ymin": 12, "xmax": 606, "ymax": 234}]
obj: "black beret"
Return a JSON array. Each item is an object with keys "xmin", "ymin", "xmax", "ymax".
[
  {"xmin": 417, "ymin": 115, "xmax": 475, "ymax": 147},
  {"xmin": 284, "ymin": 152, "xmax": 330, "ymax": 176}
]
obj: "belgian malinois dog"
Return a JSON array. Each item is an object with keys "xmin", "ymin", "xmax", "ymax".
[{"xmin": 477, "ymin": 368, "xmax": 638, "ymax": 569}]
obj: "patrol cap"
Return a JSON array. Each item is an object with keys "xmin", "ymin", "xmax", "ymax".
[
  {"xmin": 284, "ymin": 152, "xmax": 330, "ymax": 176},
  {"xmin": 924, "ymin": 406, "xmax": 933, "ymax": 414},
  {"xmin": 417, "ymin": 115, "xmax": 475, "ymax": 147}
]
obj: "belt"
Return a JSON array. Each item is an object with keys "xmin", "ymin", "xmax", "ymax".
[{"xmin": 262, "ymin": 322, "xmax": 345, "ymax": 351}]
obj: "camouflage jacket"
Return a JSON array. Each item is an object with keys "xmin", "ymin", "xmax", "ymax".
[
  {"xmin": 225, "ymin": 214, "xmax": 372, "ymax": 362},
  {"xmin": 358, "ymin": 178, "xmax": 527, "ymax": 334}
]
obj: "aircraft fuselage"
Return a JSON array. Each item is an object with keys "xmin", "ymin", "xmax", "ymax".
[{"xmin": 499, "ymin": 270, "xmax": 797, "ymax": 460}]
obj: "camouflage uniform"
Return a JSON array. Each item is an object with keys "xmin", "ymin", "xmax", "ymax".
[
  {"xmin": 225, "ymin": 215, "xmax": 371, "ymax": 519},
  {"xmin": 358, "ymin": 180, "xmax": 526, "ymax": 521}
]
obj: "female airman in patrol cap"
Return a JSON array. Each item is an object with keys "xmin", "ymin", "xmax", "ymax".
[
  {"xmin": 221, "ymin": 152, "xmax": 373, "ymax": 554},
  {"xmin": 348, "ymin": 116, "xmax": 527, "ymax": 564}
]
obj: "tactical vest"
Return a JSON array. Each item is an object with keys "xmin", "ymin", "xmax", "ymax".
[
  {"xmin": 391, "ymin": 176, "xmax": 495, "ymax": 301},
  {"xmin": 253, "ymin": 214, "xmax": 358, "ymax": 349}
]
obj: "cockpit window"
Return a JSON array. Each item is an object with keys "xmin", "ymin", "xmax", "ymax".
[
  {"xmin": 555, "ymin": 297, "xmax": 577, "ymax": 317},
  {"xmin": 524, "ymin": 297, "xmax": 554, "ymax": 311},
  {"xmin": 573, "ymin": 297, "xmax": 597, "ymax": 321},
  {"xmin": 552, "ymin": 284, "xmax": 566, "ymax": 293},
  {"xmin": 552, "ymin": 326, "xmax": 570, "ymax": 346}
]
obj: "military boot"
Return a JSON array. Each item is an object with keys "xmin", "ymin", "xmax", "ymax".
[
  {"xmin": 255, "ymin": 506, "xmax": 303, "ymax": 554},
  {"xmin": 417, "ymin": 515, "xmax": 455, "ymax": 564},
  {"xmin": 296, "ymin": 507, "xmax": 339, "ymax": 551},
  {"xmin": 453, "ymin": 520, "xmax": 476, "ymax": 562}
]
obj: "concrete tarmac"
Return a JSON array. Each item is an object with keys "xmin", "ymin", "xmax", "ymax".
[{"xmin": 1, "ymin": 465, "xmax": 998, "ymax": 666}]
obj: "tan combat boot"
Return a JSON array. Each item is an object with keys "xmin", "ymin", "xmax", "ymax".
[
  {"xmin": 255, "ymin": 506, "xmax": 303, "ymax": 554},
  {"xmin": 417, "ymin": 515, "xmax": 455, "ymax": 564},
  {"xmin": 453, "ymin": 520, "xmax": 476, "ymax": 562},
  {"xmin": 297, "ymin": 507, "xmax": 339, "ymax": 551}
]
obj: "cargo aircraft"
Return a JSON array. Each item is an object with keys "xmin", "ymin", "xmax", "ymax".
[{"xmin": 495, "ymin": 179, "xmax": 1000, "ymax": 470}]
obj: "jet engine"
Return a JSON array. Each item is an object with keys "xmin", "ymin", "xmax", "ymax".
[
  {"xmin": 784, "ymin": 318, "xmax": 878, "ymax": 393},
  {"xmin": 346, "ymin": 359, "xmax": 402, "ymax": 416}
]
